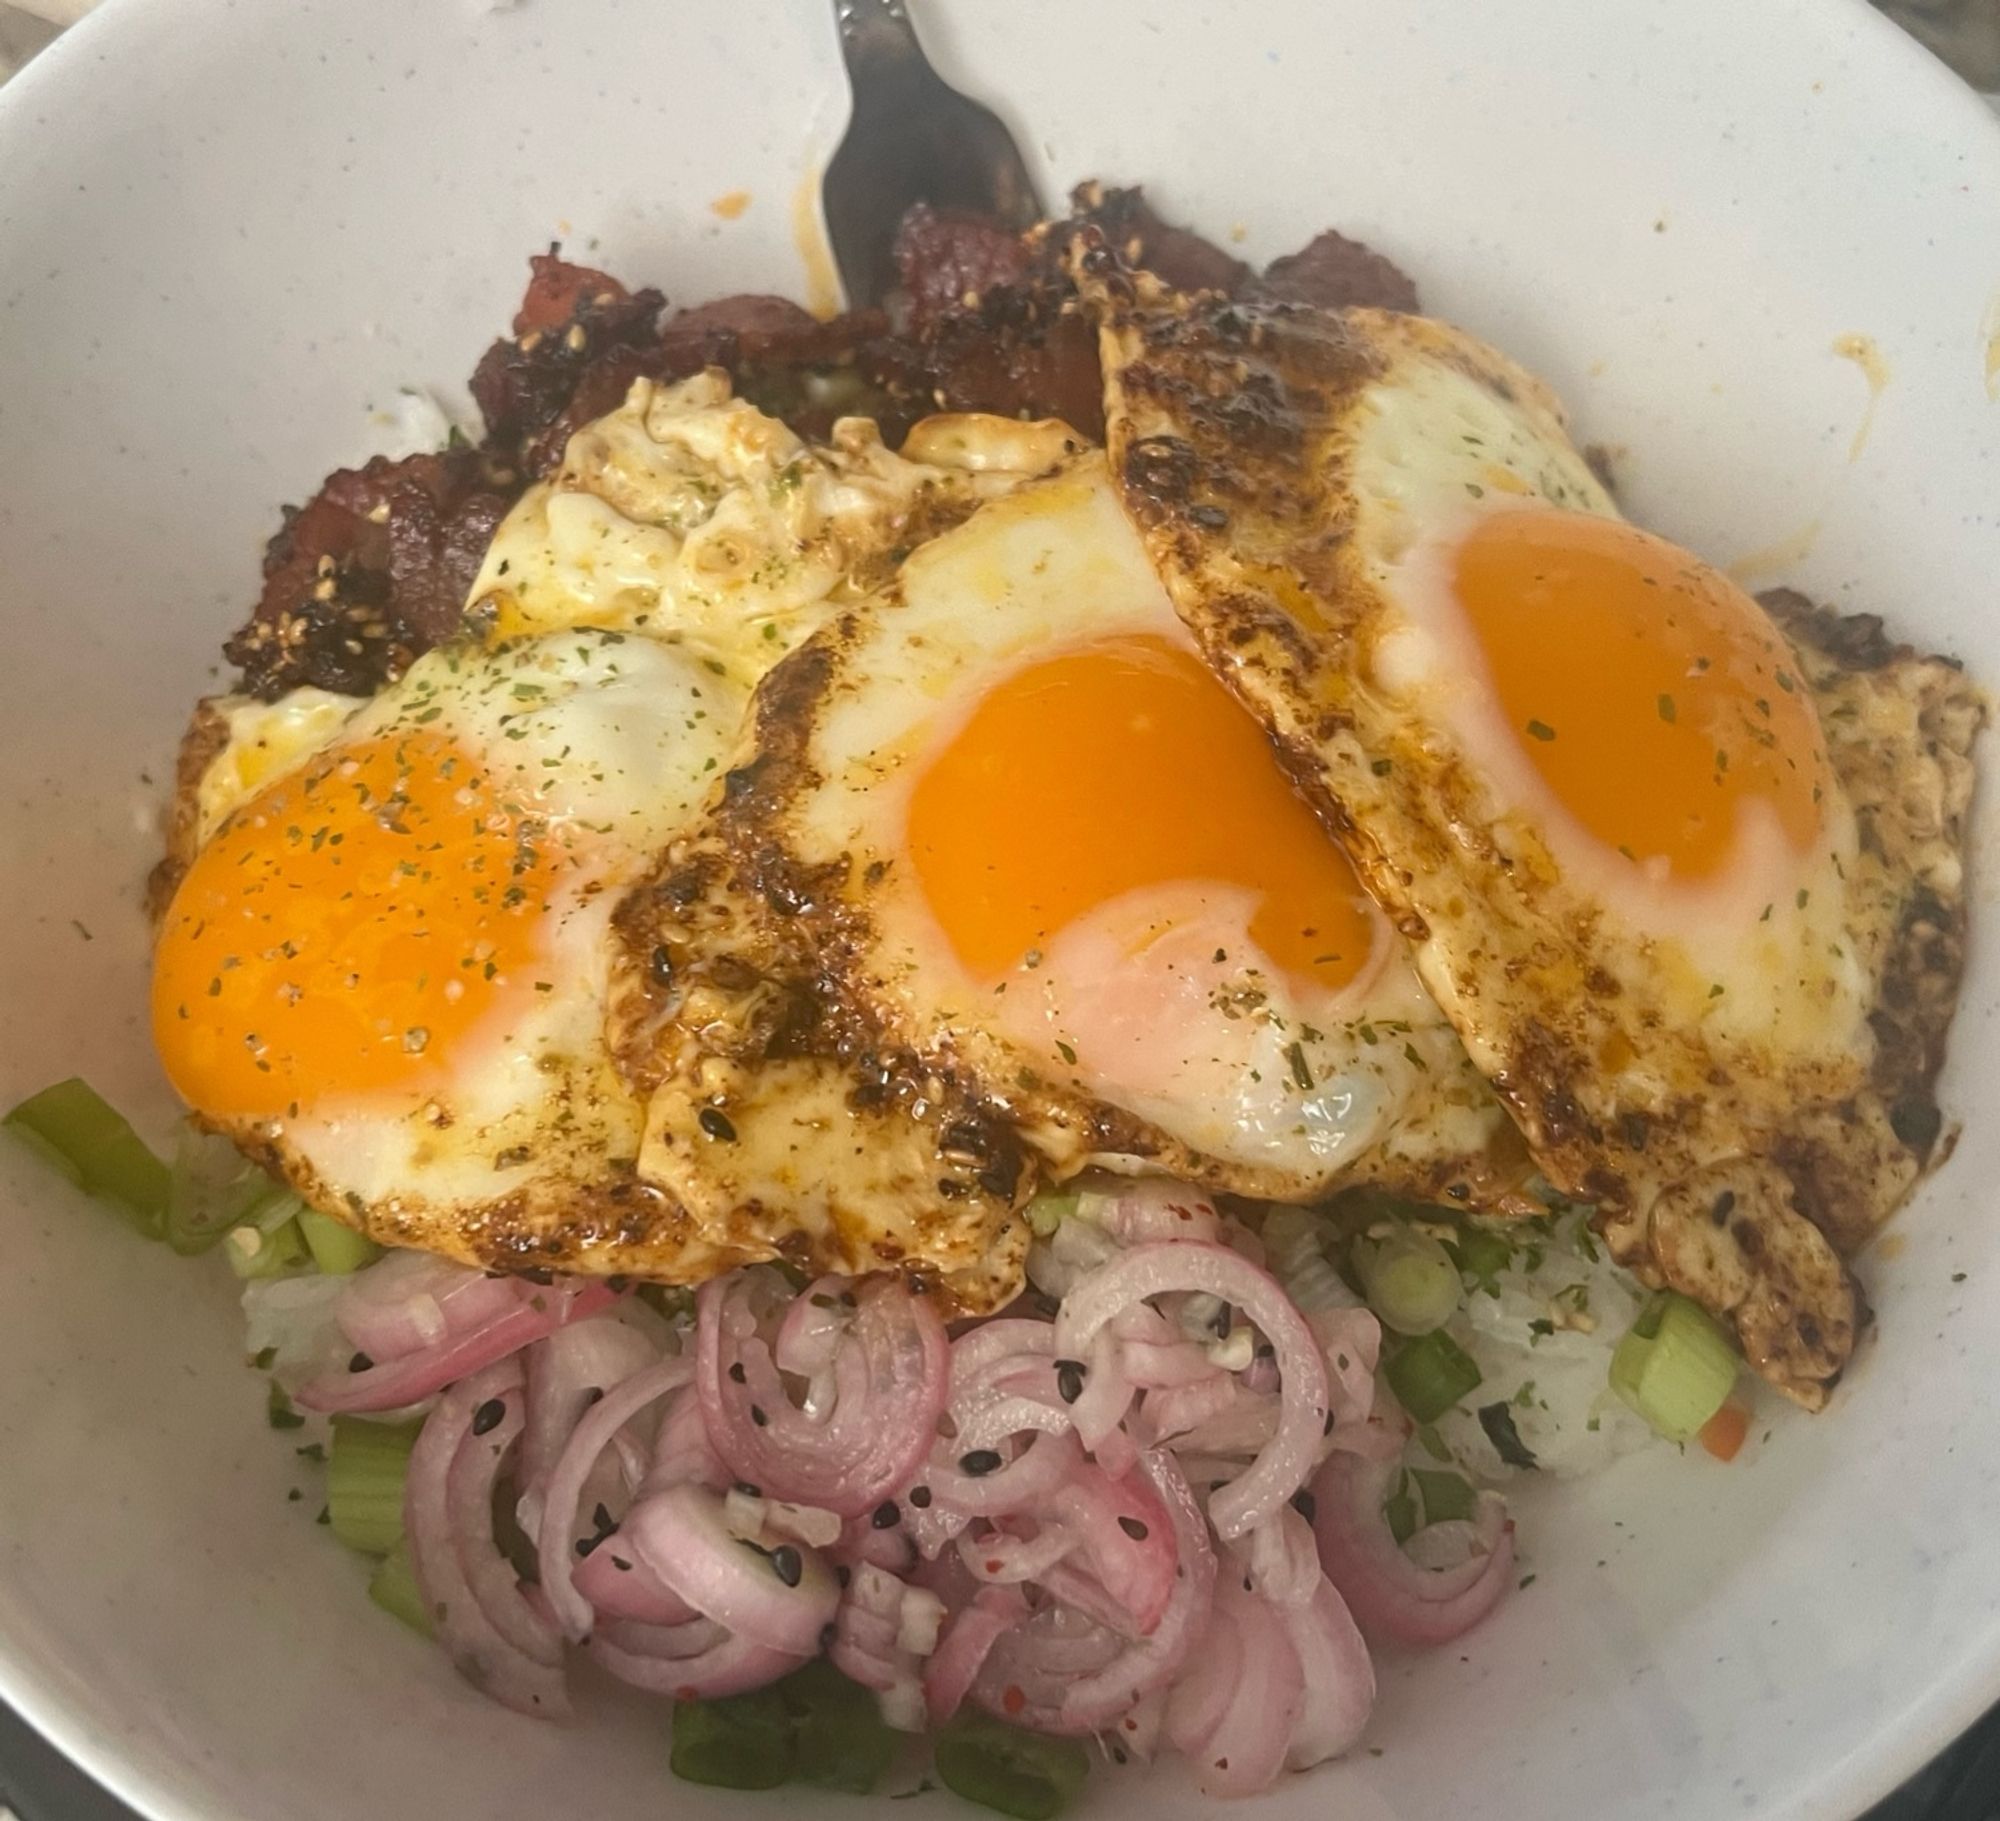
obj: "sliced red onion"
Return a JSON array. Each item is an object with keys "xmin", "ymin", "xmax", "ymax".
[
  {"xmin": 926, "ymin": 1429, "xmax": 1083, "ymax": 1524},
  {"xmin": 404, "ymin": 1360, "xmax": 567, "ymax": 1718},
  {"xmin": 1309, "ymin": 1452, "xmax": 1514, "ymax": 1648},
  {"xmin": 1174, "ymin": 1579, "xmax": 1306, "ymax": 1797},
  {"xmin": 334, "ymin": 1250, "xmax": 522, "ymax": 1362},
  {"xmin": 572, "ymin": 1539, "xmax": 700, "ymax": 1626},
  {"xmin": 958, "ymin": 1522, "xmax": 1079, "ymax": 1588},
  {"xmin": 975, "ymin": 1449, "xmax": 1216, "ymax": 1736},
  {"xmin": 836, "ymin": 1512, "xmax": 921, "ymax": 1575},
  {"xmin": 973, "ymin": 1604, "xmax": 1127, "ymax": 1730},
  {"xmin": 299, "ymin": 1279, "xmax": 619, "ymax": 1414},
  {"xmin": 588, "ymin": 1616, "xmax": 802, "ymax": 1700},
  {"xmin": 644, "ymin": 1385, "xmax": 729, "ymax": 1494},
  {"xmin": 831, "ymin": 1561, "xmax": 929, "ymax": 1727},
  {"xmin": 1142, "ymin": 1375, "xmax": 1239, "ymax": 1444},
  {"xmin": 1312, "ymin": 1304, "xmax": 1382, "ymax": 1417},
  {"xmin": 1038, "ymin": 1459, "xmax": 1177, "ymax": 1637},
  {"xmin": 445, "ymin": 1383, "xmax": 563, "ymax": 1666},
  {"xmin": 1088, "ymin": 1178, "xmax": 1222, "ymax": 1247},
  {"xmin": 1281, "ymin": 1579, "xmax": 1374, "ymax": 1769},
  {"xmin": 519, "ymin": 1316, "xmax": 662, "ymax": 1493},
  {"xmin": 925, "ymin": 1587, "xmax": 1025, "ymax": 1724},
  {"xmin": 1237, "ymin": 1505, "xmax": 1322, "ymax": 1610},
  {"xmin": 1160, "ymin": 1585, "xmax": 1243, "ymax": 1755},
  {"xmin": 1055, "ymin": 1242, "xmax": 1330, "ymax": 1540},
  {"xmin": 697, "ymin": 1269, "xmax": 948, "ymax": 1516},
  {"xmin": 774, "ymin": 1279, "xmax": 849, "ymax": 1378},
  {"xmin": 1122, "ymin": 1338, "xmax": 1221, "ymax": 1390},
  {"xmin": 1068, "ymin": 1331, "xmax": 1134, "ymax": 1453},
  {"xmin": 538, "ymin": 1358, "xmax": 691, "ymax": 1641},
  {"xmin": 623, "ymin": 1482, "xmax": 840, "ymax": 1656}
]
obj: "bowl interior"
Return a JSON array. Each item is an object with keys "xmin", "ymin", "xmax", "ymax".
[{"xmin": 1, "ymin": 3, "xmax": 1998, "ymax": 1818}]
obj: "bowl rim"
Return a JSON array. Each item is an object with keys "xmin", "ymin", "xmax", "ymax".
[{"xmin": 2, "ymin": 0, "xmax": 1999, "ymax": 1817}]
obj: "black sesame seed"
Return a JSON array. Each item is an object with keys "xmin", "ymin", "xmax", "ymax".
[
  {"xmin": 582, "ymin": 1387, "xmax": 605, "ymax": 1407},
  {"xmin": 348, "ymin": 1351, "xmax": 374, "ymax": 1373},
  {"xmin": 751, "ymin": 1405, "xmax": 769, "ymax": 1427},
  {"xmin": 728, "ymin": 1362, "xmax": 747, "ymax": 1384},
  {"xmin": 872, "ymin": 1500, "xmax": 901, "ymax": 1529},
  {"xmin": 735, "ymin": 1481, "xmax": 763, "ymax": 1498},
  {"xmin": 471, "ymin": 1397, "xmax": 506, "ymax": 1436},
  {"xmin": 820, "ymin": 1622, "xmax": 839, "ymax": 1650},
  {"xmin": 1323, "ymin": 1408, "xmax": 1336, "ymax": 1436},
  {"xmin": 1117, "ymin": 1516, "xmax": 1150, "ymax": 1541},
  {"xmin": 959, "ymin": 1449, "xmax": 1003, "ymax": 1477},
  {"xmin": 610, "ymin": 1556, "xmax": 632, "ymax": 1572},
  {"xmin": 649, "ymin": 944, "xmax": 674, "ymax": 986},
  {"xmin": 1055, "ymin": 1359, "xmax": 1085, "ymax": 1404},
  {"xmin": 1290, "ymin": 1490, "xmax": 1317, "ymax": 1523},
  {"xmin": 698, "ymin": 1107, "xmax": 738, "ymax": 1142},
  {"xmin": 770, "ymin": 1545, "xmax": 803, "ymax": 1588},
  {"xmin": 909, "ymin": 1485, "xmax": 933, "ymax": 1509}
]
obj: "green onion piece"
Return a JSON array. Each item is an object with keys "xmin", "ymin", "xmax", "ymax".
[
  {"xmin": 1384, "ymin": 1328, "xmax": 1483, "ymax": 1424},
  {"xmin": 637, "ymin": 1282, "xmax": 694, "ymax": 1321},
  {"xmin": 367, "ymin": 1542, "xmax": 434, "ymax": 1637},
  {"xmin": 1445, "ymin": 1223, "xmax": 1514, "ymax": 1293},
  {"xmin": 934, "ymin": 1710, "xmax": 1090, "ymax": 1820},
  {"xmin": 328, "ymin": 1417, "xmax": 421, "ymax": 1556},
  {"xmin": 1354, "ymin": 1226, "xmax": 1462, "ymax": 1335},
  {"xmin": 300, "ymin": 1208, "xmax": 380, "ymax": 1275},
  {"xmin": 780, "ymin": 1658, "xmax": 897, "ymax": 1793},
  {"xmin": 1409, "ymin": 1467, "xmax": 1477, "ymax": 1525},
  {"xmin": 1383, "ymin": 1470, "xmax": 1418, "ymax": 1545},
  {"xmin": 267, "ymin": 1382, "xmax": 306, "ymax": 1431},
  {"xmin": 227, "ymin": 1210, "xmax": 309, "ymax": 1280},
  {"xmin": 1025, "ymin": 1190, "xmax": 1078, "ymax": 1238},
  {"xmin": 1610, "ymin": 1291, "xmax": 1738, "ymax": 1443},
  {"xmin": 671, "ymin": 1686, "xmax": 795, "ymax": 1790},
  {"xmin": 165, "ymin": 1126, "xmax": 287, "ymax": 1256},
  {"xmin": 3, "ymin": 1078, "xmax": 169, "ymax": 1238}
]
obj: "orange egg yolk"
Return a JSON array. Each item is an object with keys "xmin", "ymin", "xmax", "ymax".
[
  {"xmin": 906, "ymin": 634, "xmax": 1378, "ymax": 995},
  {"xmin": 1452, "ymin": 510, "xmax": 1829, "ymax": 878},
  {"xmin": 152, "ymin": 731, "xmax": 574, "ymax": 1121}
]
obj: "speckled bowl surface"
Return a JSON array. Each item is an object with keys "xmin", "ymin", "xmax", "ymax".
[{"xmin": 1, "ymin": 2, "xmax": 1997, "ymax": 1817}]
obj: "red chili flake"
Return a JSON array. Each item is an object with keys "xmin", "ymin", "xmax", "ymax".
[
  {"xmin": 1002, "ymin": 1685, "xmax": 1026, "ymax": 1716},
  {"xmin": 986, "ymin": 1560, "xmax": 1005, "ymax": 1574}
]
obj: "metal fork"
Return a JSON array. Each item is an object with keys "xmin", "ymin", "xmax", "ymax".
[{"xmin": 821, "ymin": 0, "xmax": 1044, "ymax": 311}]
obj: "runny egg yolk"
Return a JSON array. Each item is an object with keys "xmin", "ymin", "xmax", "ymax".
[
  {"xmin": 152, "ymin": 731, "xmax": 573, "ymax": 1120},
  {"xmin": 1452, "ymin": 510, "xmax": 1830, "ymax": 878},
  {"xmin": 906, "ymin": 634, "xmax": 1377, "ymax": 995}
]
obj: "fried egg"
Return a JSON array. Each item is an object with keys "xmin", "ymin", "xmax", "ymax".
[
  {"xmin": 1079, "ymin": 256, "xmax": 1982, "ymax": 1405},
  {"xmin": 153, "ymin": 630, "xmax": 719, "ymax": 1255},
  {"xmin": 153, "ymin": 374, "xmax": 1079, "ymax": 1276},
  {"xmin": 612, "ymin": 455, "xmax": 1529, "ymax": 1267}
]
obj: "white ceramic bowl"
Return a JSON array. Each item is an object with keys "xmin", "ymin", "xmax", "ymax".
[{"xmin": 2, "ymin": 2, "xmax": 1997, "ymax": 1817}]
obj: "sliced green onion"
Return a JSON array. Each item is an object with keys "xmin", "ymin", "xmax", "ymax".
[
  {"xmin": 1354, "ymin": 1225, "xmax": 1462, "ymax": 1335},
  {"xmin": 300, "ymin": 1208, "xmax": 380, "ymax": 1275},
  {"xmin": 3, "ymin": 1077, "xmax": 169, "ymax": 1237},
  {"xmin": 934, "ymin": 1710, "xmax": 1090, "ymax": 1821},
  {"xmin": 671, "ymin": 1685, "xmax": 795, "ymax": 1790},
  {"xmin": 328, "ymin": 1417, "xmax": 421, "ymax": 1556},
  {"xmin": 268, "ymin": 1382, "xmax": 306, "ymax": 1431},
  {"xmin": 1409, "ymin": 1467, "xmax": 1477, "ymax": 1525},
  {"xmin": 368, "ymin": 1541, "xmax": 433, "ymax": 1637},
  {"xmin": 166, "ymin": 1126, "xmax": 287, "ymax": 1256},
  {"xmin": 781, "ymin": 1658, "xmax": 896, "ymax": 1793},
  {"xmin": 1445, "ymin": 1223, "xmax": 1514, "ymax": 1293},
  {"xmin": 1025, "ymin": 1190, "xmax": 1078, "ymax": 1238},
  {"xmin": 1383, "ymin": 1470, "xmax": 1418, "ymax": 1545},
  {"xmin": 227, "ymin": 1208, "xmax": 309, "ymax": 1280},
  {"xmin": 1610, "ymin": 1291, "xmax": 1738, "ymax": 1443},
  {"xmin": 1384, "ymin": 1327, "xmax": 1483, "ymax": 1424}
]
